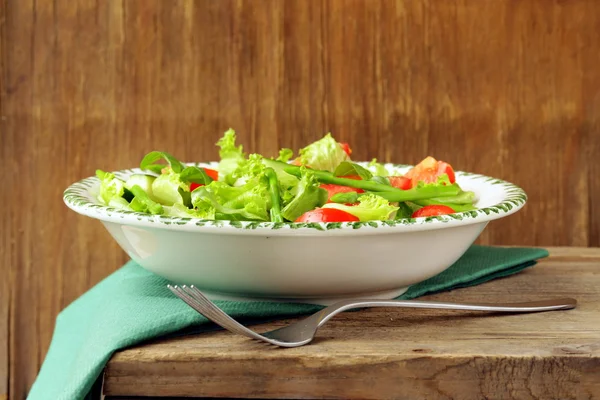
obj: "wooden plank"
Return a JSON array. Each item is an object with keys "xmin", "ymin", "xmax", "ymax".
[
  {"xmin": 2, "ymin": 1, "xmax": 600, "ymax": 398},
  {"xmin": 0, "ymin": 0, "xmax": 8, "ymax": 398},
  {"xmin": 103, "ymin": 250, "xmax": 600, "ymax": 399}
]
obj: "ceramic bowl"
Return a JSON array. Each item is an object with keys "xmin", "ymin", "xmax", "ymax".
[{"xmin": 63, "ymin": 162, "xmax": 527, "ymax": 305}]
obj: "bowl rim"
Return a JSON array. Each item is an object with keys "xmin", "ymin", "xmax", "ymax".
[{"xmin": 63, "ymin": 162, "xmax": 527, "ymax": 236}]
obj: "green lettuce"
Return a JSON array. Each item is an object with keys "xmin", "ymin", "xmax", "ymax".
[
  {"xmin": 191, "ymin": 178, "xmax": 270, "ymax": 221},
  {"xmin": 216, "ymin": 128, "xmax": 246, "ymax": 184},
  {"xmin": 298, "ymin": 133, "xmax": 349, "ymax": 172},
  {"xmin": 276, "ymin": 148, "xmax": 294, "ymax": 162},
  {"xmin": 281, "ymin": 168, "xmax": 328, "ymax": 222},
  {"xmin": 96, "ymin": 170, "xmax": 127, "ymax": 205},
  {"xmin": 367, "ymin": 159, "xmax": 390, "ymax": 177},
  {"xmin": 322, "ymin": 193, "xmax": 399, "ymax": 221},
  {"xmin": 151, "ymin": 172, "xmax": 191, "ymax": 207},
  {"xmin": 230, "ymin": 153, "xmax": 267, "ymax": 186},
  {"xmin": 164, "ymin": 203, "xmax": 215, "ymax": 219},
  {"xmin": 108, "ymin": 197, "xmax": 131, "ymax": 210}
]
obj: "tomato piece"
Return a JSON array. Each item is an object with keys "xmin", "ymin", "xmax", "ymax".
[
  {"xmin": 405, "ymin": 156, "xmax": 456, "ymax": 187},
  {"xmin": 320, "ymin": 184, "xmax": 363, "ymax": 203},
  {"xmin": 436, "ymin": 162, "xmax": 455, "ymax": 183},
  {"xmin": 340, "ymin": 142, "xmax": 352, "ymax": 157},
  {"xmin": 190, "ymin": 182, "xmax": 202, "ymax": 191},
  {"xmin": 411, "ymin": 205, "xmax": 455, "ymax": 218},
  {"xmin": 387, "ymin": 176, "xmax": 412, "ymax": 190},
  {"xmin": 203, "ymin": 168, "xmax": 219, "ymax": 181},
  {"xmin": 295, "ymin": 208, "xmax": 360, "ymax": 223},
  {"xmin": 405, "ymin": 156, "xmax": 437, "ymax": 179}
]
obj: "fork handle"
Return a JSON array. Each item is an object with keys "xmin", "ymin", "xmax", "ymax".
[{"xmin": 317, "ymin": 298, "xmax": 577, "ymax": 327}]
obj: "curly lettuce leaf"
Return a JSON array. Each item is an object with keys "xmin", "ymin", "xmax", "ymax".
[
  {"xmin": 276, "ymin": 148, "xmax": 294, "ymax": 162},
  {"xmin": 96, "ymin": 170, "xmax": 127, "ymax": 205},
  {"xmin": 191, "ymin": 178, "xmax": 270, "ymax": 221},
  {"xmin": 216, "ymin": 128, "xmax": 246, "ymax": 184},
  {"xmin": 322, "ymin": 193, "xmax": 399, "ymax": 221},
  {"xmin": 298, "ymin": 133, "xmax": 349, "ymax": 172},
  {"xmin": 230, "ymin": 153, "xmax": 267, "ymax": 186},
  {"xmin": 281, "ymin": 168, "xmax": 328, "ymax": 222}
]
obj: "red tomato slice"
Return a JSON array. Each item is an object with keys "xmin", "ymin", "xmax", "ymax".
[
  {"xmin": 340, "ymin": 142, "xmax": 352, "ymax": 157},
  {"xmin": 411, "ymin": 205, "xmax": 455, "ymax": 218},
  {"xmin": 190, "ymin": 168, "xmax": 220, "ymax": 191},
  {"xmin": 295, "ymin": 208, "xmax": 360, "ymax": 223},
  {"xmin": 405, "ymin": 156, "xmax": 456, "ymax": 187},
  {"xmin": 387, "ymin": 176, "xmax": 412, "ymax": 190},
  {"xmin": 436, "ymin": 161, "xmax": 455, "ymax": 183},
  {"xmin": 204, "ymin": 168, "xmax": 219, "ymax": 181}
]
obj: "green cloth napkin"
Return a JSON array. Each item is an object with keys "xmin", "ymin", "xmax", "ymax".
[{"xmin": 27, "ymin": 245, "xmax": 548, "ymax": 400}]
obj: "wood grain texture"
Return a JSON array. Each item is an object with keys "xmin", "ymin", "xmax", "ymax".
[
  {"xmin": 3, "ymin": 0, "xmax": 600, "ymax": 398},
  {"xmin": 103, "ymin": 248, "xmax": 600, "ymax": 399},
  {"xmin": 0, "ymin": 0, "xmax": 9, "ymax": 399}
]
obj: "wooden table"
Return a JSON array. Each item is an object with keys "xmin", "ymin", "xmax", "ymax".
[{"xmin": 103, "ymin": 247, "xmax": 600, "ymax": 399}]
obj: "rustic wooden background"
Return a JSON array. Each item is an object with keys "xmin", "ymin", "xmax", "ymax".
[{"xmin": 1, "ymin": 0, "xmax": 599, "ymax": 398}]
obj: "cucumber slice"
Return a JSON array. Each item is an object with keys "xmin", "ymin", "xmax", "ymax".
[{"xmin": 125, "ymin": 174, "xmax": 158, "ymax": 202}]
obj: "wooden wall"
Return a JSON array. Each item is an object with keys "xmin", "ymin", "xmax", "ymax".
[{"xmin": 2, "ymin": 0, "xmax": 599, "ymax": 398}]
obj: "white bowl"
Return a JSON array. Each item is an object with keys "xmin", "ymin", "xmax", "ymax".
[{"xmin": 64, "ymin": 162, "xmax": 527, "ymax": 305}]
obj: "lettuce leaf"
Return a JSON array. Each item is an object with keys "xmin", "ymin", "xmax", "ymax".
[
  {"xmin": 230, "ymin": 153, "xmax": 267, "ymax": 186},
  {"xmin": 298, "ymin": 133, "xmax": 349, "ymax": 172},
  {"xmin": 276, "ymin": 148, "xmax": 294, "ymax": 162},
  {"xmin": 216, "ymin": 128, "xmax": 246, "ymax": 184},
  {"xmin": 164, "ymin": 203, "xmax": 215, "ymax": 219},
  {"xmin": 96, "ymin": 170, "xmax": 127, "ymax": 205},
  {"xmin": 191, "ymin": 177, "xmax": 270, "ymax": 221},
  {"xmin": 322, "ymin": 193, "xmax": 399, "ymax": 221},
  {"xmin": 151, "ymin": 172, "xmax": 191, "ymax": 206},
  {"xmin": 366, "ymin": 159, "xmax": 390, "ymax": 177},
  {"xmin": 108, "ymin": 197, "xmax": 132, "ymax": 210},
  {"xmin": 281, "ymin": 168, "xmax": 328, "ymax": 222}
]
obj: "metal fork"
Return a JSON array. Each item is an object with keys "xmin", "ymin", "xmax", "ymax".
[{"xmin": 167, "ymin": 284, "xmax": 577, "ymax": 348}]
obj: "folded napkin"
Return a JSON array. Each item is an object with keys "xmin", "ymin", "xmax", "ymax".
[{"xmin": 27, "ymin": 245, "xmax": 548, "ymax": 400}]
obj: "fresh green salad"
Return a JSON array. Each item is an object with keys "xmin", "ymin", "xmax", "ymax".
[{"xmin": 95, "ymin": 129, "xmax": 476, "ymax": 223}]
